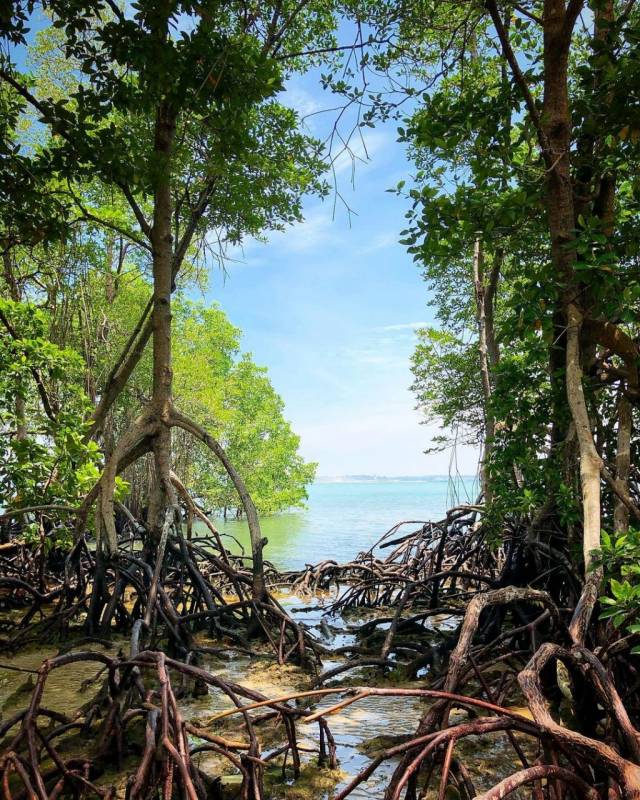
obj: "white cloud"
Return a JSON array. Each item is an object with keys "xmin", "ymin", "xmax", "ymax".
[
  {"xmin": 215, "ymin": 205, "xmax": 342, "ymax": 262},
  {"xmin": 339, "ymin": 321, "xmax": 429, "ymax": 373},
  {"xmin": 361, "ymin": 231, "xmax": 398, "ymax": 254},
  {"xmin": 377, "ymin": 321, "xmax": 429, "ymax": 332},
  {"xmin": 268, "ymin": 207, "xmax": 339, "ymax": 254},
  {"xmin": 285, "ymin": 86, "xmax": 323, "ymax": 120}
]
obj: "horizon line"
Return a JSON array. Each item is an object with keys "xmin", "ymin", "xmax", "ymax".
[{"xmin": 315, "ymin": 473, "xmax": 478, "ymax": 480}]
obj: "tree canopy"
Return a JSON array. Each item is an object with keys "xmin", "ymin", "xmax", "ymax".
[
  {"xmin": 4, "ymin": 4, "xmax": 640, "ymax": 800},
  {"xmin": 0, "ymin": 0, "xmax": 341, "ymax": 600}
]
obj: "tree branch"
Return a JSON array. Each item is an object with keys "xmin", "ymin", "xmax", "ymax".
[
  {"xmin": 0, "ymin": 504, "xmax": 77, "ymax": 521},
  {"xmin": 172, "ymin": 178, "xmax": 217, "ymax": 271},
  {"xmin": 484, "ymin": 0, "xmax": 551, "ymax": 166},
  {"xmin": 0, "ymin": 68, "xmax": 152, "ymax": 242},
  {"xmin": 512, "ymin": 3, "xmax": 543, "ymax": 25},
  {"xmin": 117, "ymin": 183, "xmax": 152, "ymax": 239},
  {"xmin": 584, "ymin": 318, "xmax": 639, "ymax": 390},
  {"xmin": 67, "ymin": 189, "xmax": 152, "ymax": 252},
  {"xmin": 565, "ymin": 0, "xmax": 587, "ymax": 35},
  {"xmin": 87, "ymin": 298, "xmax": 154, "ymax": 439}
]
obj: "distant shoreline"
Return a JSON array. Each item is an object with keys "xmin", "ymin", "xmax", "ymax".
[{"xmin": 315, "ymin": 475, "xmax": 477, "ymax": 484}]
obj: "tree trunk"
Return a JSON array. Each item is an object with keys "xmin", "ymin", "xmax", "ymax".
[
  {"xmin": 614, "ymin": 392, "xmax": 632, "ymax": 534},
  {"xmin": 472, "ymin": 236, "xmax": 495, "ymax": 503},
  {"xmin": 566, "ymin": 304, "xmax": 601, "ymax": 569},
  {"xmin": 540, "ymin": 1, "xmax": 601, "ymax": 568},
  {"xmin": 2, "ymin": 251, "xmax": 26, "ymax": 440},
  {"xmin": 148, "ymin": 100, "xmax": 178, "ymax": 541}
]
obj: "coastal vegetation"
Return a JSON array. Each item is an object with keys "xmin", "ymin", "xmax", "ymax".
[{"xmin": 1, "ymin": 2, "xmax": 640, "ymax": 800}]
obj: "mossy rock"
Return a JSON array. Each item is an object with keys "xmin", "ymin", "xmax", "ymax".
[{"xmin": 264, "ymin": 763, "xmax": 346, "ymax": 800}]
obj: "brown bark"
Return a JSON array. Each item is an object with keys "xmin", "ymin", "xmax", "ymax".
[
  {"xmin": 474, "ymin": 764, "xmax": 599, "ymax": 800},
  {"xmin": 484, "ymin": 248, "xmax": 501, "ymax": 371},
  {"xmin": 566, "ymin": 303, "xmax": 601, "ymax": 569},
  {"xmin": 519, "ymin": 643, "xmax": 640, "ymax": 796},
  {"xmin": 472, "ymin": 237, "xmax": 498, "ymax": 503},
  {"xmin": 83, "ymin": 96, "xmax": 266, "ymax": 605},
  {"xmin": 88, "ymin": 93, "xmax": 184, "ymax": 580},
  {"xmin": 495, "ymin": 1, "xmax": 607, "ymax": 573},
  {"xmin": 98, "ymin": 410, "xmax": 156, "ymax": 555},
  {"xmin": 2, "ymin": 250, "xmax": 26, "ymax": 440},
  {"xmin": 383, "ymin": 586, "xmax": 561, "ymax": 800},
  {"xmin": 614, "ymin": 392, "xmax": 632, "ymax": 533},
  {"xmin": 488, "ymin": 5, "xmax": 599, "ymax": 552},
  {"xmin": 148, "ymin": 99, "xmax": 179, "ymax": 540},
  {"xmin": 170, "ymin": 407, "xmax": 268, "ymax": 603}
]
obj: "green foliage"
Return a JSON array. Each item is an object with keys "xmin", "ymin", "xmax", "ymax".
[
  {"xmin": 0, "ymin": 278, "xmax": 315, "ymax": 533},
  {"xmin": 410, "ymin": 327, "xmax": 482, "ymax": 449},
  {"xmin": 172, "ymin": 302, "xmax": 316, "ymax": 516},
  {"xmin": 597, "ymin": 529, "xmax": 640, "ymax": 653},
  {"xmin": 0, "ymin": 299, "xmax": 101, "ymax": 547},
  {"xmin": 398, "ymin": 18, "xmax": 553, "ymax": 513},
  {"xmin": 0, "ymin": 1, "xmax": 336, "ymax": 536},
  {"xmin": 2, "ymin": 2, "xmax": 332, "ymax": 257},
  {"xmin": 397, "ymin": 0, "xmax": 640, "ymax": 534}
]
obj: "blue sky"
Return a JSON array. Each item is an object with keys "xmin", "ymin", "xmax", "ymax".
[
  {"xmin": 203, "ymin": 74, "xmax": 479, "ymax": 477},
  {"xmin": 13, "ymin": 10, "xmax": 479, "ymax": 477}
]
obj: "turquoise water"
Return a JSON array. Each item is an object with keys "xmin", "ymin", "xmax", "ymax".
[{"xmin": 211, "ymin": 477, "xmax": 478, "ymax": 571}]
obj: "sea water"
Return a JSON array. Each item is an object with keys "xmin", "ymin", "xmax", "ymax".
[{"xmin": 211, "ymin": 476, "xmax": 477, "ymax": 570}]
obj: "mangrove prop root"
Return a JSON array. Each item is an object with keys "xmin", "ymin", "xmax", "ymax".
[
  {"xmin": 0, "ymin": 647, "xmax": 337, "ymax": 799},
  {"xmin": 0, "ymin": 522, "xmax": 316, "ymax": 666},
  {"xmin": 5, "ymin": 502, "xmax": 640, "ymax": 799},
  {"xmin": 281, "ymin": 508, "xmax": 640, "ymax": 799}
]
